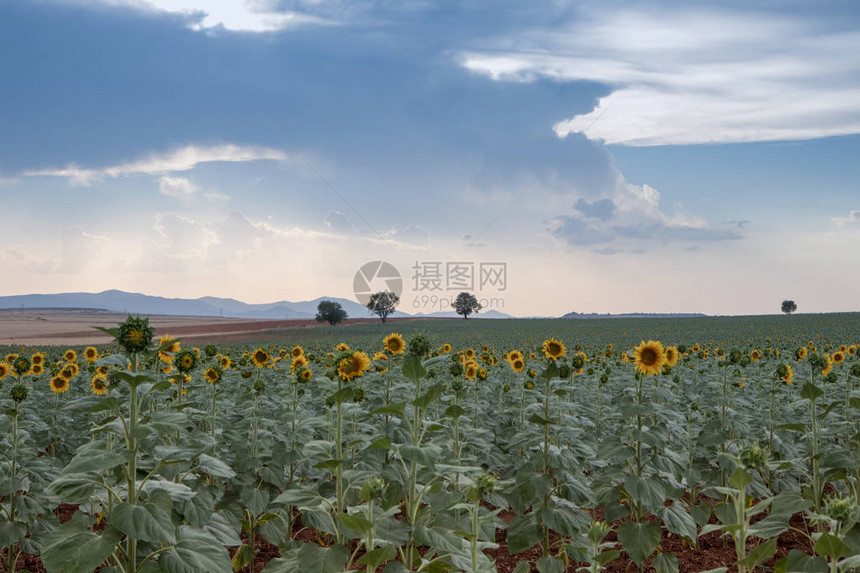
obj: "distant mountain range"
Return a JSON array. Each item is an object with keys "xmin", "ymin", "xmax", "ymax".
[
  {"xmin": 0, "ymin": 290, "xmax": 514, "ymax": 320},
  {"xmin": 561, "ymin": 311, "xmax": 707, "ymax": 319}
]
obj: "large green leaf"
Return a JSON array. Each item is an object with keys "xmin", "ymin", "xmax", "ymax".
[
  {"xmin": 402, "ymin": 355, "xmax": 426, "ymax": 382},
  {"xmin": 41, "ymin": 523, "xmax": 122, "ymax": 573},
  {"xmin": 62, "ymin": 445, "xmax": 129, "ymax": 475},
  {"xmin": 157, "ymin": 526, "xmax": 231, "ymax": 573},
  {"xmin": 295, "ymin": 543, "xmax": 349, "ymax": 573},
  {"xmin": 659, "ymin": 501, "xmax": 697, "ymax": 542},
  {"xmin": 197, "ymin": 454, "xmax": 236, "ymax": 478},
  {"xmin": 506, "ymin": 514, "xmax": 543, "ymax": 554},
  {"xmin": 653, "ymin": 553, "xmax": 679, "ymax": 573},
  {"xmin": 617, "ymin": 521, "xmax": 660, "ymax": 566},
  {"xmin": 112, "ymin": 501, "xmax": 177, "ymax": 544},
  {"xmin": 536, "ymin": 555, "xmax": 565, "ymax": 573}
]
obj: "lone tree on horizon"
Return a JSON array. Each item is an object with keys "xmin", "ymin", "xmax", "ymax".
[
  {"xmin": 315, "ymin": 300, "xmax": 348, "ymax": 325},
  {"xmin": 781, "ymin": 300, "xmax": 797, "ymax": 315},
  {"xmin": 454, "ymin": 292, "xmax": 482, "ymax": 319},
  {"xmin": 366, "ymin": 291, "xmax": 399, "ymax": 323}
]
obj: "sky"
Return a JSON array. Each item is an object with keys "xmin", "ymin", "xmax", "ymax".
[{"xmin": 1, "ymin": 0, "xmax": 859, "ymax": 317}]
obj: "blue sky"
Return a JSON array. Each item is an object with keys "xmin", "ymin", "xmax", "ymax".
[{"xmin": 1, "ymin": 0, "xmax": 858, "ymax": 316}]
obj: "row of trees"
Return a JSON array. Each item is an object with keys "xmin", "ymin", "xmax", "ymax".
[{"xmin": 315, "ymin": 291, "xmax": 483, "ymax": 325}]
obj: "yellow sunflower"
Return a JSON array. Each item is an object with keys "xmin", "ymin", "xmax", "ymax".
[
  {"xmin": 157, "ymin": 335, "xmax": 180, "ymax": 363},
  {"xmin": 634, "ymin": 340, "xmax": 667, "ymax": 376},
  {"xmin": 832, "ymin": 351, "xmax": 845, "ymax": 365},
  {"xmin": 31, "ymin": 353, "xmax": 44, "ymax": 366},
  {"xmin": 91, "ymin": 374, "xmax": 108, "ymax": 395},
  {"xmin": 508, "ymin": 350, "xmax": 523, "ymax": 364},
  {"xmin": 219, "ymin": 355, "xmax": 232, "ymax": 369},
  {"xmin": 336, "ymin": 343, "xmax": 350, "ymax": 352},
  {"xmin": 821, "ymin": 355, "xmax": 834, "ymax": 377},
  {"xmin": 542, "ymin": 338, "xmax": 567, "ymax": 361},
  {"xmin": 781, "ymin": 365, "xmax": 794, "ymax": 385},
  {"xmin": 510, "ymin": 358, "xmax": 525, "ymax": 373},
  {"xmin": 63, "ymin": 349, "xmax": 77, "ymax": 363},
  {"xmin": 204, "ymin": 367, "xmax": 222, "ymax": 384},
  {"xmin": 464, "ymin": 361, "xmax": 478, "ymax": 381},
  {"xmin": 291, "ymin": 345, "xmax": 304, "ymax": 358},
  {"xmin": 84, "ymin": 346, "xmax": 99, "ymax": 364},
  {"xmin": 0, "ymin": 362, "xmax": 11, "ymax": 380},
  {"xmin": 30, "ymin": 363, "xmax": 44, "ymax": 376},
  {"xmin": 60, "ymin": 362, "xmax": 79, "ymax": 380},
  {"xmin": 796, "ymin": 347, "xmax": 807, "ymax": 361},
  {"xmin": 383, "ymin": 333, "xmax": 406, "ymax": 354},
  {"xmin": 299, "ymin": 368, "xmax": 313, "ymax": 382},
  {"xmin": 464, "ymin": 348, "xmax": 475, "ymax": 359},
  {"xmin": 252, "ymin": 348, "xmax": 270, "ymax": 368},
  {"xmin": 291, "ymin": 355, "xmax": 309, "ymax": 371},
  {"xmin": 337, "ymin": 351, "xmax": 371, "ymax": 381},
  {"xmin": 441, "ymin": 343, "xmax": 452, "ymax": 354},
  {"xmin": 51, "ymin": 375, "xmax": 70, "ymax": 394}
]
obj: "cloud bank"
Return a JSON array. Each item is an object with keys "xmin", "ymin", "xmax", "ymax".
[{"xmin": 462, "ymin": 7, "xmax": 860, "ymax": 146}]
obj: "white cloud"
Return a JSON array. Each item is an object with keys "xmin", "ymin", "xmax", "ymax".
[
  {"xmin": 54, "ymin": 227, "xmax": 113, "ymax": 273},
  {"xmin": 158, "ymin": 175, "xmax": 198, "ymax": 199},
  {"xmin": 550, "ymin": 176, "xmax": 742, "ymax": 246},
  {"xmin": 51, "ymin": 0, "xmax": 330, "ymax": 32},
  {"xmin": 461, "ymin": 7, "xmax": 860, "ymax": 146},
  {"xmin": 832, "ymin": 210, "xmax": 860, "ymax": 228},
  {"xmin": 22, "ymin": 143, "xmax": 288, "ymax": 186}
]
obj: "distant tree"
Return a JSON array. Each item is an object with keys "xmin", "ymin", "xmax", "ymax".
[
  {"xmin": 453, "ymin": 292, "xmax": 482, "ymax": 319},
  {"xmin": 316, "ymin": 300, "xmax": 348, "ymax": 325},
  {"xmin": 366, "ymin": 291, "xmax": 399, "ymax": 323},
  {"xmin": 781, "ymin": 300, "xmax": 797, "ymax": 315}
]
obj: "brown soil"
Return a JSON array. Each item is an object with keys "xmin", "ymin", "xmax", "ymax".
[{"xmin": 0, "ymin": 309, "xmax": 445, "ymax": 346}]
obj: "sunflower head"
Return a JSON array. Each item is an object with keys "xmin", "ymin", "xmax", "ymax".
[
  {"xmin": 91, "ymin": 374, "xmax": 108, "ymax": 395},
  {"xmin": 542, "ymin": 338, "xmax": 567, "ymax": 361},
  {"xmin": 174, "ymin": 349, "xmax": 197, "ymax": 373},
  {"xmin": 738, "ymin": 441, "xmax": 768, "ymax": 471},
  {"xmin": 291, "ymin": 355, "xmax": 308, "ymax": 371},
  {"xmin": 441, "ymin": 343, "xmax": 452, "ymax": 354},
  {"xmin": 634, "ymin": 340, "xmax": 667, "ymax": 376},
  {"xmin": 665, "ymin": 346, "xmax": 679, "ymax": 367},
  {"xmin": 832, "ymin": 351, "xmax": 845, "ymax": 365},
  {"xmin": 510, "ymin": 358, "xmax": 525, "ymax": 373},
  {"xmin": 291, "ymin": 345, "xmax": 304, "ymax": 359},
  {"xmin": 383, "ymin": 333, "xmax": 406, "ymax": 355},
  {"xmin": 12, "ymin": 356, "xmax": 31, "ymax": 376},
  {"xmin": 30, "ymin": 363, "xmax": 45, "ymax": 376},
  {"xmin": 407, "ymin": 334, "xmax": 432, "ymax": 358},
  {"xmin": 219, "ymin": 355, "xmax": 232, "ymax": 369},
  {"xmin": 60, "ymin": 362, "xmax": 79, "ymax": 380},
  {"xmin": 796, "ymin": 347, "xmax": 808, "ymax": 361},
  {"xmin": 728, "ymin": 349, "xmax": 742, "ymax": 364},
  {"xmin": 84, "ymin": 346, "xmax": 99, "ymax": 364},
  {"xmin": 10, "ymin": 383, "xmax": 29, "ymax": 403},
  {"xmin": 204, "ymin": 367, "xmax": 223, "ymax": 384},
  {"xmin": 31, "ymin": 353, "xmax": 44, "ymax": 366},
  {"xmin": 296, "ymin": 367, "xmax": 313, "ymax": 383},
  {"xmin": 63, "ymin": 349, "xmax": 77, "ymax": 363},
  {"xmin": 117, "ymin": 316, "xmax": 154, "ymax": 354},
  {"xmin": 50, "ymin": 375, "xmax": 70, "ymax": 394},
  {"xmin": 0, "ymin": 362, "xmax": 11, "ymax": 380},
  {"xmin": 248, "ymin": 348, "xmax": 269, "ymax": 368},
  {"xmin": 337, "ymin": 351, "xmax": 371, "ymax": 381},
  {"xmin": 335, "ymin": 343, "xmax": 350, "ymax": 352}
]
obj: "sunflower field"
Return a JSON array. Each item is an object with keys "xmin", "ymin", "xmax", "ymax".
[{"xmin": 1, "ymin": 313, "xmax": 860, "ymax": 573}]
